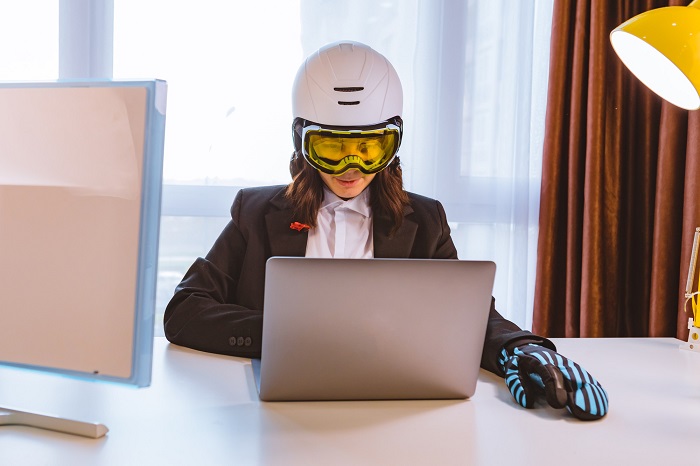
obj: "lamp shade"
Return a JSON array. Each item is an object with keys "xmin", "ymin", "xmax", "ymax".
[{"xmin": 610, "ymin": 3, "xmax": 700, "ymax": 110}]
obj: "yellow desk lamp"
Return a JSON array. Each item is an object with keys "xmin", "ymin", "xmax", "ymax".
[
  {"xmin": 610, "ymin": 1, "xmax": 700, "ymax": 350},
  {"xmin": 610, "ymin": 0, "xmax": 700, "ymax": 110}
]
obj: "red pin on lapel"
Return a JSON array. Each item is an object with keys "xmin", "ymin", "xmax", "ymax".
[{"xmin": 290, "ymin": 221, "xmax": 311, "ymax": 232}]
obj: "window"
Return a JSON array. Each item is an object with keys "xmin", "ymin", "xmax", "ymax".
[
  {"xmin": 6, "ymin": 0, "xmax": 553, "ymax": 332},
  {"xmin": 0, "ymin": 2, "xmax": 58, "ymax": 80},
  {"xmin": 113, "ymin": 1, "xmax": 306, "ymax": 332}
]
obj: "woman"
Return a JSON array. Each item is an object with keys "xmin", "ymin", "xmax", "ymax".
[{"xmin": 164, "ymin": 41, "xmax": 607, "ymax": 420}]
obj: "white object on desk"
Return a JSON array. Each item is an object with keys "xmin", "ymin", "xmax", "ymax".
[
  {"xmin": 682, "ymin": 227, "xmax": 700, "ymax": 352},
  {"xmin": 680, "ymin": 317, "xmax": 700, "ymax": 352}
]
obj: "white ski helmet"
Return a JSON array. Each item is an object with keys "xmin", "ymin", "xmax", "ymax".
[
  {"xmin": 292, "ymin": 41, "xmax": 403, "ymax": 126},
  {"xmin": 291, "ymin": 41, "xmax": 404, "ymax": 175}
]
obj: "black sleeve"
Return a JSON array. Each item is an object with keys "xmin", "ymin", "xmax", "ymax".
[
  {"xmin": 163, "ymin": 190, "xmax": 263, "ymax": 358},
  {"xmin": 163, "ymin": 257, "xmax": 263, "ymax": 358},
  {"xmin": 480, "ymin": 297, "xmax": 556, "ymax": 376}
]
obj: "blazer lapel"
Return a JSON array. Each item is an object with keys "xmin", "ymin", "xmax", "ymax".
[
  {"xmin": 265, "ymin": 189, "xmax": 308, "ymax": 257},
  {"xmin": 373, "ymin": 205, "xmax": 417, "ymax": 258}
]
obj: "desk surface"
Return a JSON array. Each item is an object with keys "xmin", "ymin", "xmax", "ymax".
[{"xmin": 0, "ymin": 337, "xmax": 697, "ymax": 465}]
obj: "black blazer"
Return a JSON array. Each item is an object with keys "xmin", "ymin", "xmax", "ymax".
[{"xmin": 164, "ymin": 185, "xmax": 552, "ymax": 375}]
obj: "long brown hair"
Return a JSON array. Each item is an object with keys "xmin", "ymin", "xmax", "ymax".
[{"xmin": 286, "ymin": 151, "xmax": 410, "ymax": 236}]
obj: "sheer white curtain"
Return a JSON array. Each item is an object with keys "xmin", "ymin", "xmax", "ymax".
[
  {"xmin": 301, "ymin": 0, "xmax": 553, "ymax": 328},
  {"xmin": 404, "ymin": 0, "xmax": 554, "ymax": 329},
  {"xmin": 118, "ymin": 0, "xmax": 556, "ymax": 330},
  {"xmin": 422, "ymin": 0, "xmax": 553, "ymax": 330},
  {"xmin": 297, "ymin": 0, "xmax": 553, "ymax": 329},
  {"xmin": 7, "ymin": 0, "xmax": 553, "ymax": 330}
]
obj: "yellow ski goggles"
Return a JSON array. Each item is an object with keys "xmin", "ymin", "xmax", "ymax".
[{"xmin": 300, "ymin": 119, "xmax": 402, "ymax": 175}]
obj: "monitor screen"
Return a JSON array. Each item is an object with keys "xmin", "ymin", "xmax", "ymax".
[{"xmin": 0, "ymin": 80, "xmax": 166, "ymax": 388}]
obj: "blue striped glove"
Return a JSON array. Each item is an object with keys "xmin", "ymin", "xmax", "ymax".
[{"xmin": 499, "ymin": 344, "xmax": 609, "ymax": 420}]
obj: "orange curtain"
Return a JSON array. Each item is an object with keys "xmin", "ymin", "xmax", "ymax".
[{"xmin": 533, "ymin": 0, "xmax": 700, "ymax": 339}]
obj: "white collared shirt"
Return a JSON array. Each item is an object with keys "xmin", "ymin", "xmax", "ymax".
[{"xmin": 305, "ymin": 187, "xmax": 373, "ymax": 258}]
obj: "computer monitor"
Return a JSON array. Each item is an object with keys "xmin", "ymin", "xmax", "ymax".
[{"xmin": 0, "ymin": 79, "xmax": 167, "ymax": 437}]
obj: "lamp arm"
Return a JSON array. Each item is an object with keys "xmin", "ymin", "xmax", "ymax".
[{"xmin": 686, "ymin": 228, "xmax": 700, "ymax": 298}]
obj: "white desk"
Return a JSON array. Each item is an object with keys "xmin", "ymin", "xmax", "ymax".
[{"xmin": 0, "ymin": 337, "xmax": 697, "ymax": 465}]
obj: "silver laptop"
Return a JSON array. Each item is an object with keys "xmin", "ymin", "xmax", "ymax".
[{"xmin": 253, "ymin": 257, "xmax": 496, "ymax": 401}]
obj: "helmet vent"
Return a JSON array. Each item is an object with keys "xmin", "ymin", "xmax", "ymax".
[
  {"xmin": 338, "ymin": 101, "xmax": 360, "ymax": 105},
  {"xmin": 334, "ymin": 87, "xmax": 364, "ymax": 92}
]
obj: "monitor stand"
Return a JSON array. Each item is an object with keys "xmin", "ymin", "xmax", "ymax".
[{"xmin": 0, "ymin": 406, "xmax": 108, "ymax": 438}]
